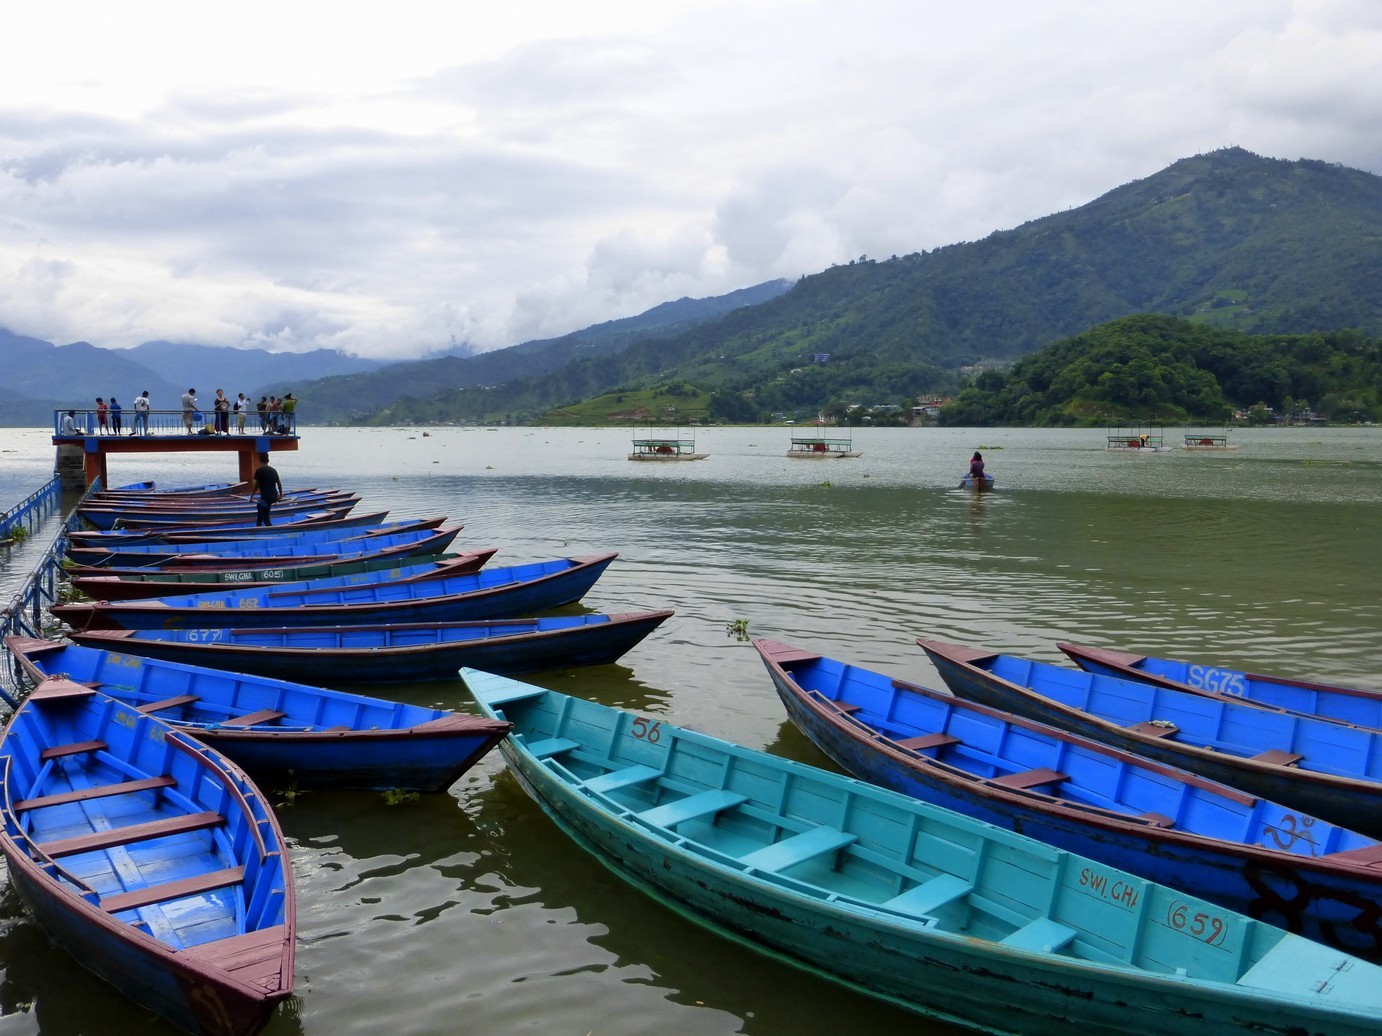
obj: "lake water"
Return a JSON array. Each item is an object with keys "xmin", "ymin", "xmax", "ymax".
[{"xmin": 0, "ymin": 424, "xmax": 1379, "ymax": 1035}]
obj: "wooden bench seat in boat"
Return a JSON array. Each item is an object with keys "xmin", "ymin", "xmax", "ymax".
[
  {"xmin": 583, "ymin": 765, "xmax": 662, "ymax": 794},
  {"xmin": 1126, "ymin": 721, "xmax": 1179, "ymax": 739},
  {"xmin": 527, "ymin": 737, "xmax": 580, "ymax": 760},
  {"xmin": 39, "ymin": 740, "xmax": 106, "ymax": 761},
  {"xmin": 991, "ymin": 768, "xmax": 1069, "ymax": 791},
  {"xmin": 893, "ymin": 732, "xmax": 960, "ymax": 755},
  {"xmin": 100, "ymin": 866, "xmax": 247, "ymax": 913},
  {"xmin": 638, "ymin": 789, "xmax": 747, "ymax": 828},
  {"xmin": 136, "ymin": 694, "xmax": 200, "ymax": 714},
  {"xmin": 1252, "ymin": 748, "xmax": 1304, "ymax": 767},
  {"xmin": 15, "ymin": 775, "xmax": 177, "ymax": 813},
  {"xmin": 1001, "ymin": 917, "xmax": 1078, "ymax": 953},
  {"xmin": 219, "ymin": 709, "xmax": 286, "ymax": 728},
  {"xmin": 41, "ymin": 811, "xmax": 224, "ymax": 858},
  {"xmin": 740, "ymin": 827, "xmax": 857, "ymax": 872},
  {"xmin": 879, "ymin": 873, "xmax": 973, "ymax": 918}
]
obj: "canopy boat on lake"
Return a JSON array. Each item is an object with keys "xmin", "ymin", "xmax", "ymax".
[
  {"xmin": 463, "ymin": 669, "xmax": 1382, "ymax": 1036},
  {"xmin": 0, "ymin": 677, "xmax": 294, "ymax": 1036},
  {"xmin": 1180, "ymin": 429, "xmax": 1239, "ymax": 451},
  {"xmin": 1106, "ymin": 426, "xmax": 1173, "ymax": 452},
  {"xmin": 67, "ymin": 609, "xmax": 674, "ymax": 683},
  {"xmin": 1058, "ymin": 642, "xmax": 1382, "ymax": 731},
  {"xmin": 754, "ymin": 638, "xmax": 1382, "ymax": 959},
  {"xmin": 919, "ymin": 637, "xmax": 1382, "ymax": 839},
  {"xmin": 786, "ymin": 434, "xmax": 860, "ymax": 458},
  {"xmin": 5, "ymin": 637, "xmax": 512, "ymax": 791},
  {"xmin": 50, "ymin": 553, "xmax": 618, "ymax": 631},
  {"xmin": 628, "ymin": 429, "xmax": 706, "ymax": 461}
]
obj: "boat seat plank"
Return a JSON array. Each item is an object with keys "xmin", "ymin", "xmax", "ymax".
[
  {"xmin": 741, "ymin": 827, "xmax": 857, "ymax": 872},
  {"xmin": 638, "ymin": 789, "xmax": 747, "ymax": 828},
  {"xmin": 1127, "ymin": 721, "xmax": 1179, "ymax": 739},
  {"xmin": 894, "ymin": 733, "xmax": 960, "ymax": 754},
  {"xmin": 880, "ymin": 873, "xmax": 973, "ymax": 918},
  {"xmin": 527, "ymin": 737, "xmax": 580, "ymax": 760},
  {"xmin": 136, "ymin": 694, "xmax": 200, "ymax": 714},
  {"xmin": 15, "ymin": 775, "xmax": 177, "ymax": 813},
  {"xmin": 100, "ymin": 866, "xmax": 246, "ymax": 913},
  {"xmin": 219, "ymin": 709, "xmax": 286, "ymax": 728},
  {"xmin": 1138, "ymin": 812, "xmax": 1175, "ymax": 828},
  {"xmin": 584, "ymin": 765, "xmax": 662, "ymax": 794},
  {"xmin": 1001, "ymin": 917, "xmax": 1078, "ymax": 953},
  {"xmin": 991, "ymin": 768, "xmax": 1069, "ymax": 791},
  {"xmin": 42, "ymin": 811, "xmax": 224, "ymax": 858},
  {"xmin": 826, "ymin": 700, "xmax": 862, "ymax": 715},
  {"xmin": 1252, "ymin": 748, "xmax": 1304, "ymax": 767},
  {"xmin": 39, "ymin": 740, "xmax": 106, "ymax": 761}
]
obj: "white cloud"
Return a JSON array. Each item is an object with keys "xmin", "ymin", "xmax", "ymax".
[{"xmin": 0, "ymin": 0, "xmax": 1377, "ymax": 360}]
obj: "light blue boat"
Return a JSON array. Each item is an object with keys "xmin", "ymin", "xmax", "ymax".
[
  {"xmin": 463, "ymin": 670, "xmax": 1382, "ymax": 1036},
  {"xmin": 1059, "ymin": 642, "xmax": 1382, "ymax": 731}
]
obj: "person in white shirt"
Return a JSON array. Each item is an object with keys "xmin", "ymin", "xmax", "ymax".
[
  {"xmin": 60, "ymin": 410, "xmax": 78, "ymax": 436},
  {"xmin": 233, "ymin": 392, "xmax": 248, "ymax": 433},
  {"xmin": 132, "ymin": 391, "xmax": 151, "ymax": 435}
]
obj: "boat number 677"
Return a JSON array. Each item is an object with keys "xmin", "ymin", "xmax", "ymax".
[{"xmin": 631, "ymin": 717, "xmax": 663, "ymax": 743}]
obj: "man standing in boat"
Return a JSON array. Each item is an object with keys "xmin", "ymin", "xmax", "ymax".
[{"xmin": 251, "ymin": 452, "xmax": 283, "ymax": 527}]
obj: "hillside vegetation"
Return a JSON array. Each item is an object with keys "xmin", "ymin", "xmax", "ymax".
[{"xmin": 344, "ymin": 148, "xmax": 1382, "ymax": 426}]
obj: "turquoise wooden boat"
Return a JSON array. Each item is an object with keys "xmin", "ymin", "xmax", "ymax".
[
  {"xmin": 1059, "ymin": 642, "xmax": 1382, "ymax": 731},
  {"xmin": 6, "ymin": 637, "xmax": 512, "ymax": 791},
  {"xmin": 919, "ymin": 638, "xmax": 1382, "ymax": 840},
  {"xmin": 0, "ymin": 677, "xmax": 294, "ymax": 1035},
  {"xmin": 462, "ymin": 669, "xmax": 1382, "ymax": 1035},
  {"xmin": 755, "ymin": 638, "xmax": 1382, "ymax": 959}
]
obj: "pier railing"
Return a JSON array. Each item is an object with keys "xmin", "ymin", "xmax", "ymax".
[
  {"xmin": 53, "ymin": 407, "xmax": 297, "ymax": 438},
  {"xmin": 0, "ymin": 477, "xmax": 97, "ymax": 708},
  {"xmin": 0, "ymin": 475, "xmax": 61, "ymax": 544}
]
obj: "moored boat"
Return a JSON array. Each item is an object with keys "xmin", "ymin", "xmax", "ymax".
[
  {"xmin": 919, "ymin": 637, "xmax": 1382, "ymax": 839},
  {"xmin": 68, "ymin": 610, "xmax": 674, "ymax": 682},
  {"xmin": 463, "ymin": 669, "xmax": 1382, "ymax": 1036},
  {"xmin": 50, "ymin": 553, "xmax": 618, "ymax": 631},
  {"xmin": 0, "ymin": 677, "xmax": 294, "ymax": 1035},
  {"xmin": 66, "ymin": 508, "xmax": 389, "ymax": 548},
  {"xmin": 755, "ymin": 638, "xmax": 1382, "ymax": 959},
  {"xmin": 786, "ymin": 435, "xmax": 860, "ymax": 458},
  {"xmin": 5, "ymin": 638, "xmax": 512, "ymax": 791},
  {"xmin": 84, "ymin": 494, "xmax": 359, "ymax": 532},
  {"xmin": 1059, "ymin": 642, "xmax": 1382, "ymax": 731}
]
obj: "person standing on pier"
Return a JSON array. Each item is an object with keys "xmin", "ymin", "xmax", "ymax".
[
  {"xmin": 181, "ymin": 388, "xmax": 198, "ymax": 434},
  {"xmin": 234, "ymin": 393, "xmax": 249, "ymax": 433},
  {"xmin": 109, "ymin": 397, "xmax": 123, "ymax": 435},
  {"xmin": 213, "ymin": 389, "xmax": 231, "ymax": 435},
  {"xmin": 95, "ymin": 398, "xmax": 109, "ymax": 434},
  {"xmin": 132, "ymin": 391, "xmax": 151, "ymax": 435},
  {"xmin": 251, "ymin": 452, "xmax": 283, "ymax": 527}
]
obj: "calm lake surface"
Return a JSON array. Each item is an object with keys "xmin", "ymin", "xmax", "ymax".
[{"xmin": 0, "ymin": 424, "xmax": 1379, "ymax": 1035}]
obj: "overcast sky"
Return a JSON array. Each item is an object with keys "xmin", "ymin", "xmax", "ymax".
[{"xmin": 2, "ymin": 1, "xmax": 1378, "ymax": 360}]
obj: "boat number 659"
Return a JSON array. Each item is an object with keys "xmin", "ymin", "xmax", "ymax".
[
  {"xmin": 1168, "ymin": 901, "xmax": 1227, "ymax": 945},
  {"xmin": 631, "ymin": 717, "xmax": 663, "ymax": 743}
]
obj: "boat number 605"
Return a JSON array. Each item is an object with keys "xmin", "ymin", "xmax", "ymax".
[{"xmin": 631, "ymin": 717, "xmax": 662, "ymax": 743}]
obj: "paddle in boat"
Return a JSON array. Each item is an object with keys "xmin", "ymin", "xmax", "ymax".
[
  {"xmin": 1059, "ymin": 642, "xmax": 1382, "ymax": 731},
  {"xmin": 50, "ymin": 553, "xmax": 618, "ymax": 632},
  {"xmin": 4, "ymin": 637, "xmax": 512, "ymax": 791},
  {"xmin": 0, "ymin": 677, "xmax": 294, "ymax": 1036},
  {"xmin": 67, "ymin": 610, "xmax": 675, "ymax": 683},
  {"xmin": 462, "ymin": 668, "xmax": 1382, "ymax": 1036},
  {"xmin": 754, "ymin": 638, "xmax": 1382, "ymax": 959},
  {"xmin": 918, "ymin": 637, "xmax": 1382, "ymax": 840}
]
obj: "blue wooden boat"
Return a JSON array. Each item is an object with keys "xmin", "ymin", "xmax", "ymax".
[
  {"xmin": 958, "ymin": 474, "xmax": 995, "ymax": 490},
  {"xmin": 50, "ymin": 553, "xmax": 617, "ymax": 632},
  {"xmin": 463, "ymin": 669, "xmax": 1382, "ymax": 1036},
  {"xmin": 88, "ymin": 495, "xmax": 360, "ymax": 532},
  {"xmin": 5, "ymin": 638, "xmax": 512, "ymax": 791},
  {"xmin": 70, "ymin": 609, "xmax": 675, "ymax": 683},
  {"xmin": 755, "ymin": 638, "xmax": 1382, "ymax": 959},
  {"xmin": 919, "ymin": 638, "xmax": 1382, "ymax": 840},
  {"xmin": 105, "ymin": 480, "xmax": 244, "ymax": 495},
  {"xmin": 1059, "ymin": 642, "xmax": 1382, "ymax": 731},
  {"xmin": 66, "ymin": 516, "xmax": 447, "ymax": 567},
  {"xmin": 0, "ymin": 676, "xmax": 294, "ymax": 1035},
  {"xmin": 69, "ymin": 544, "xmax": 487, "ymax": 601},
  {"xmin": 66, "ymin": 508, "xmax": 388, "ymax": 548}
]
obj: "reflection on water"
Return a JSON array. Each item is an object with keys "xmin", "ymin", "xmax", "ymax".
[{"xmin": 0, "ymin": 425, "xmax": 1378, "ymax": 1034}]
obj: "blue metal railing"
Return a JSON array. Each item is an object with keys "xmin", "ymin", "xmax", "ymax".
[
  {"xmin": 54, "ymin": 407, "xmax": 298, "ymax": 438},
  {"xmin": 0, "ymin": 475, "xmax": 61, "ymax": 543},
  {"xmin": 0, "ymin": 476, "xmax": 101, "ymax": 708}
]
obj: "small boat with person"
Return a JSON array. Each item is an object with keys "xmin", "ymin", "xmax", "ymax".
[
  {"xmin": 1106, "ymin": 426, "xmax": 1173, "ymax": 452},
  {"xmin": 627, "ymin": 430, "xmax": 707, "ymax": 461},
  {"xmin": 5, "ymin": 637, "xmax": 513, "ymax": 791},
  {"xmin": 0, "ymin": 676, "xmax": 294, "ymax": 1036},
  {"xmin": 919, "ymin": 637, "xmax": 1382, "ymax": 839},
  {"xmin": 462, "ymin": 668, "xmax": 1382, "ymax": 1036},
  {"xmin": 754, "ymin": 638, "xmax": 1382, "ymax": 959}
]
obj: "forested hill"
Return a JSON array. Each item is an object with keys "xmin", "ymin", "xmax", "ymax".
[{"xmin": 342, "ymin": 148, "xmax": 1382, "ymax": 425}]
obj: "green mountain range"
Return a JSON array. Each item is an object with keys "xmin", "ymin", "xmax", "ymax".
[{"xmin": 311, "ymin": 147, "xmax": 1382, "ymax": 425}]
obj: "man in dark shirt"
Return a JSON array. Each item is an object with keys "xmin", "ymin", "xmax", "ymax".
[{"xmin": 251, "ymin": 452, "xmax": 284, "ymax": 526}]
